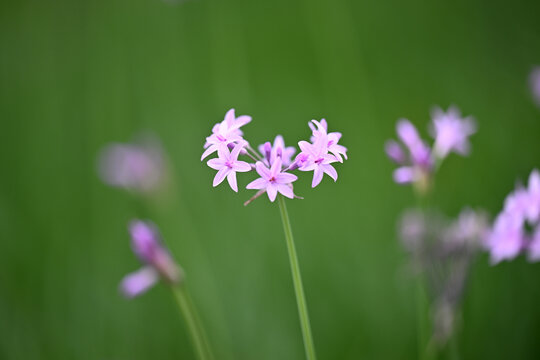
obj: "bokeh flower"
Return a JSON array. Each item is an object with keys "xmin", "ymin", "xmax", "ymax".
[
  {"xmin": 430, "ymin": 106, "xmax": 476, "ymax": 159},
  {"xmin": 486, "ymin": 169, "xmax": 540, "ymax": 264},
  {"xmin": 98, "ymin": 136, "xmax": 165, "ymax": 193},
  {"xmin": 120, "ymin": 220, "xmax": 182, "ymax": 298}
]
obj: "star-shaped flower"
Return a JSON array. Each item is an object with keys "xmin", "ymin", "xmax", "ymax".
[
  {"xmin": 246, "ymin": 158, "xmax": 297, "ymax": 201},
  {"xmin": 207, "ymin": 142, "xmax": 251, "ymax": 192}
]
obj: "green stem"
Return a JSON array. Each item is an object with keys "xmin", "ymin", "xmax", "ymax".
[
  {"xmin": 277, "ymin": 195, "xmax": 317, "ymax": 360},
  {"xmin": 172, "ymin": 285, "xmax": 214, "ymax": 360}
]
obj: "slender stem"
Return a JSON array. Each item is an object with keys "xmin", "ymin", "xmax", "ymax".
[
  {"xmin": 172, "ymin": 285, "xmax": 214, "ymax": 360},
  {"xmin": 277, "ymin": 195, "xmax": 317, "ymax": 360}
]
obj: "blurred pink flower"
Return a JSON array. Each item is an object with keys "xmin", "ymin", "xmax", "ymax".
[
  {"xmin": 120, "ymin": 220, "xmax": 182, "ymax": 298},
  {"xmin": 430, "ymin": 106, "xmax": 476, "ymax": 159},
  {"xmin": 98, "ymin": 136, "xmax": 164, "ymax": 193}
]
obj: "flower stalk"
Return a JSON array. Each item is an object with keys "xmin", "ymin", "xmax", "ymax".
[
  {"xmin": 277, "ymin": 195, "xmax": 317, "ymax": 360},
  {"xmin": 172, "ymin": 284, "xmax": 215, "ymax": 360}
]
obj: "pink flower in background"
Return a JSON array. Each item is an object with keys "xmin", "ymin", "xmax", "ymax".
[
  {"xmin": 207, "ymin": 142, "xmax": 251, "ymax": 192},
  {"xmin": 486, "ymin": 169, "xmax": 540, "ymax": 264},
  {"xmin": 246, "ymin": 158, "xmax": 297, "ymax": 201},
  {"xmin": 201, "ymin": 108, "xmax": 252, "ymax": 160},
  {"xmin": 386, "ymin": 119, "xmax": 433, "ymax": 186},
  {"xmin": 385, "ymin": 107, "xmax": 476, "ymax": 190},
  {"xmin": 98, "ymin": 136, "xmax": 165, "ymax": 192},
  {"xmin": 430, "ymin": 106, "xmax": 476, "ymax": 159},
  {"xmin": 120, "ymin": 220, "xmax": 182, "ymax": 298},
  {"xmin": 202, "ymin": 110, "xmax": 347, "ymax": 203},
  {"xmin": 530, "ymin": 67, "xmax": 540, "ymax": 106}
]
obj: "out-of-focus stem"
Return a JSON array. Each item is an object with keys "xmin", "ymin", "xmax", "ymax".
[{"xmin": 172, "ymin": 285, "xmax": 214, "ymax": 360}]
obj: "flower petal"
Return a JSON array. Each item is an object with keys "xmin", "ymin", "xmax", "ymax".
[
  {"xmin": 227, "ymin": 172, "xmax": 238, "ymax": 192},
  {"xmin": 277, "ymin": 184, "xmax": 294, "ymax": 199},
  {"xmin": 234, "ymin": 160, "xmax": 252, "ymax": 172},
  {"xmin": 201, "ymin": 145, "xmax": 217, "ymax": 161},
  {"xmin": 312, "ymin": 166, "xmax": 324, "ymax": 188},
  {"xmin": 275, "ymin": 172, "xmax": 298, "ymax": 184},
  {"xmin": 120, "ymin": 267, "xmax": 159, "ymax": 298},
  {"xmin": 255, "ymin": 161, "xmax": 271, "ymax": 179},
  {"xmin": 393, "ymin": 167, "xmax": 415, "ymax": 184},
  {"xmin": 267, "ymin": 184, "xmax": 278, "ymax": 202},
  {"xmin": 246, "ymin": 177, "xmax": 267, "ymax": 190},
  {"xmin": 270, "ymin": 157, "xmax": 282, "ymax": 177},
  {"xmin": 323, "ymin": 164, "xmax": 338, "ymax": 181},
  {"xmin": 207, "ymin": 158, "xmax": 225, "ymax": 170},
  {"xmin": 213, "ymin": 168, "xmax": 229, "ymax": 187}
]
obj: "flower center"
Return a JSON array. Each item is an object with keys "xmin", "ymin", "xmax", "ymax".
[
  {"xmin": 269, "ymin": 176, "xmax": 276, "ymax": 183},
  {"xmin": 217, "ymin": 135, "xmax": 226, "ymax": 142}
]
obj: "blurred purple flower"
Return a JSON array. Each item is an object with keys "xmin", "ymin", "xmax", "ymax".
[
  {"xmin": 430, "ymin": 106, "xmax": 476, "ymax": 159},
  {"xmin": 201, "ymin": 108, "xmax": 251, "ymax": 160},
  {"xmin": 98, "ymin": 137, "xmax": 164, "ymax": 192},
  {"xmin": 486, "ymin": 169, "xmax": 540, "ymax": 264},
  {"xmin": 207, "ymin": 142, "xmax": 251, "ymax": 192},
  {"xmin": 386, "ymin": 119, "xmax": 433, "ymax": 187},
  {"xmin": 530, "ymin": 67, "xmax": 540, "ymax": 106},
  {"xmin": 246, "ymin": 158, "xmax": 297, "ymax": 202},
  {"xmin": 120, "ymin": 220, "xmax": 182, "ymax": 298}
]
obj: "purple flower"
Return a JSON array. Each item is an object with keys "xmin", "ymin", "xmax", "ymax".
[
  {"xmin": 486, "ymin": 169, "xmax": 540, "ymax": 264},
  {"xmin": 297, "ymin": 137, "xmax": 339, "ymax": 188},
  {"xmin": 258, "ymin": 135, "xmax": 296, "ymax": 168},
  {"xmin": 530, "ymin": 67, "xmax": 540, "ymax": 106},
  {"xmin": 386, "ymin": 119, "xmax": 433, "ymax": 186},
  {"xmin": 309, "ymin": 119, "xmax": 348, "ymax": 162},
  {"xmin": 98, "ymin": 137, "xmax": 164, "ymax": 192},
  {"xmin": 246, "ymin": 158, "xmax": 297, "ymax": 202},
  {"xmin": 120, "ymin": 220, "xmax": 182, "ymax": 298},
  {"xmin": 207, "ymin": 142, "xmax": 252, "ymax": 192},
  {"xmin": 443, "ymin": 208, "xmax": 489, "ymax": 250},
  {"xmin": 486, "ymin": 213, "xmax": 524, "ymax": 264},
  {"xmin": 430, "ymin": 106, "xmax": 476, "ymax": 159},
  {"xmin": 201, "ymin": 108, "xmax": 251, "ymax": 160}
]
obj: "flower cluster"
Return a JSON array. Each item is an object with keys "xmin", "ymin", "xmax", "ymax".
[
  {"xmin": 486, "ymin": 169, "xmax": 540, "ymax": 264},
  {"xmin": 385, "ymin": 106, "xmax": 476, "ymax": 191},
  {"xmin": 120, "ymin": 220, "xmax": 182, "ymax": 298},
  {"xmin": 398, "ymin": 208, "xmax": 488, "ymax": 346},
  {"xmin": 202, "ymin": 109, "xmax": 348, "ymax": 202}
]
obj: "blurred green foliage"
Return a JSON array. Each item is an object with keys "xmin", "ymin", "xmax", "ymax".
[{"xmin": 1, "ymin": 0, "xmax": 540, "ymax": 359}]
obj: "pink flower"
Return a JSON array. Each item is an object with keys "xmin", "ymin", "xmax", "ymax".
[
  {"xmin": 246, "ymin": 158, "xmax": 297, "ymax": 202},
  {"xmin": 201, "ymin": 108, "xmax": 251, "ymax": 160},
  {"xmin": 120, "ymin": 220, "xmax": 182, "ymax": 298},
  {"xmin": 309, "ymin": 119, "xmax": 348, "ymax": 162},
  {"xmin": 207, "ymin": 142, "xmax": 252, "ymax": 192},
  {"xmin": 385, "ymin": 119, "xmax": 433, "ymax": 186},
  {"xmin": 297, "ymin": 136, "xmax": 338, "ymax": 188},
  {"xmin": 258, "ymin": 135, "xmax": 296, "ymax": 168},
  {"xmin": 430, "ymin": 106, "xmax": 476, "ymax": 159}
]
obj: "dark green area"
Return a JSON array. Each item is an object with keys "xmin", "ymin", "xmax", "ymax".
[{"xmin": 1, "ymin": 0, "xmax": 540, "ymax": 358}]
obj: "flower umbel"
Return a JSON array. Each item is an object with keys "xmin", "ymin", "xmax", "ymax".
[{"xmin": 203, "ymin": 109, "xmax": 348, "ymax": 202}]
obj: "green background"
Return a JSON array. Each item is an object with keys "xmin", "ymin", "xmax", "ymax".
[{"xmin": 1, "ymin": 0, "xmax": 540, "ymax": 358}]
